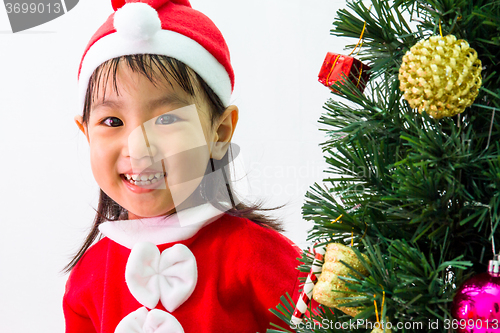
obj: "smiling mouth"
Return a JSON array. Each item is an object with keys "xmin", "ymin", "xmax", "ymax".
[{"xmin": 121, "ymin": 172, "xmax": 167, "ymax": 186}]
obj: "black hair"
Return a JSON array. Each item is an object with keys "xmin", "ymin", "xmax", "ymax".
[{"xmin": 63, "ymin": 54, "xmax": 288, "ymax": 274}]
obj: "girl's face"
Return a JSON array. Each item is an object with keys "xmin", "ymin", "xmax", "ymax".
[{"xmin": 75, "ymin": 61, "xmax": 238, "ymax": 219}]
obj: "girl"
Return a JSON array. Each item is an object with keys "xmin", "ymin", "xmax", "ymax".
[{"xmin": 63, "ymin": 0, "xmax": 313, "ymax": 332}]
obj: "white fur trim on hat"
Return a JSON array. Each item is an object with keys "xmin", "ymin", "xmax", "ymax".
[
  {"xmin": 78, "ymin": 30, "xmax": 232, "ymax": 111},
  {"xmin": 113, "ymin": 2, "xmax": 162, "ymax": 41}
]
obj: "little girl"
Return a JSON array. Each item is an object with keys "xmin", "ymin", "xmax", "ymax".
[{"xmin": 63, "ymin": 0, "xmax": 312, "ymax": 332}]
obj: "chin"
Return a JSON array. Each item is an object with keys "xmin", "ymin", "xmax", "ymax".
[{"xmin": 127, "ymin": 206, "xmax": 176, "ymax": 219}]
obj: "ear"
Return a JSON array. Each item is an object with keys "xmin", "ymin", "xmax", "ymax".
[
  {"xmin": 211, "ymin": 105, "xmax": 239, "ymax": 160},
  {"xmin": 74, "ymin": 115, "xmax": 90, "ymax": 143}
]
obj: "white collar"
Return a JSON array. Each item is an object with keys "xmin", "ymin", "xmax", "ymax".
[{"xmin": 98, "ymin": 203, "xmax": 226, "ymax": 249}]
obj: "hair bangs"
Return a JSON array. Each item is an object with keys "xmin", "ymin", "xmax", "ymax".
[{"xmin": 83, "ymin": 54, "xmax": 202, "ymax": 125}]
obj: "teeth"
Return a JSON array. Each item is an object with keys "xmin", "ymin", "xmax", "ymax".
[{"xmin": 123, "ymin": 172, "xmax": 166, "ymax": 186}]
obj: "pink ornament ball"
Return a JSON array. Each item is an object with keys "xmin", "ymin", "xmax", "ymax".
[{"xmin": 451, "ymin": 272, "xmax": 500, "ymax": 333}]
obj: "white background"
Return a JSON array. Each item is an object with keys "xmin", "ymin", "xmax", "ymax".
[{"xmin": 0, "ymin": 0, "xmax": 350, "ymax": 331}]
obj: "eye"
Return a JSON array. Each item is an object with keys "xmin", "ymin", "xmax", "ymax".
[
  {"xmin": 101, "ymin": 117, "xmax": 123, "ymax": 127},
  {"xmin": 155, "ymin": 114, "xmax": 179, "ymax": 125}
]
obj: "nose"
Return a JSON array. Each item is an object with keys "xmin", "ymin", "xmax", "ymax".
[{"xmin": 127, "ymin": 122, "xmax": 159, "ymax": 172}]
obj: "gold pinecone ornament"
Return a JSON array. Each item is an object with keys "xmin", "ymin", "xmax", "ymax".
[
  {"xmin": 399, "ymin": 35, "xmax": 482, "ymax": 119},
  {"xmin": 312, "ymin": 243, "xmax": 370, "ymax": 317}
]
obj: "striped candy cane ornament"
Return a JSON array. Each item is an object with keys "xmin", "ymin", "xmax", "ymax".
[{"xmin": 290, "ymin": 243, "xmax": 326, "ymax": 326}]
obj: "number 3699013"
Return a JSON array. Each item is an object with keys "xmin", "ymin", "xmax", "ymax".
[
  {"xmin": 5, "ymin": 2, "xmax": 62, "ymax": 14},
  {"xmin": 444, "ymin": 319, "xmax": 499, "ymax": 330}
]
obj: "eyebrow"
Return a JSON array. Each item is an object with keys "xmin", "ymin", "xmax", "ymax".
[{"xmin": 92, "ymin": 94, "xmax": 191, "ymax": 113}]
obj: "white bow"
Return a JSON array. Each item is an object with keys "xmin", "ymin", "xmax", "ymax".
[
  {"xmin": 125, "ymin": 242, "xmax": 197, "ymax": 311},
  {"xmin": 115, "ymin": 307, "xmax": 184, "ymax": 333}
]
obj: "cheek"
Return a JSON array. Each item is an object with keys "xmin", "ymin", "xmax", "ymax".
[
  {"xmin": 196, "ymin": 119, "xmax": 214, "ymax": 146},
  {"xmin": 161, "ymin": 136, "xmax": 210, "ymax": 185},
  {"xmin": 88, "ymin": 141, "xmax": 118, "ymax": 183},
  {"xmin": 155, "ymin": 123, "xmax": 209, "ymax": 158}
]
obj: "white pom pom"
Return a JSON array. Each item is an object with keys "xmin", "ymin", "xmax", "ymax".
[{"xmin": 113, "ymin": 2, "xmax": 161, "ymax": 41}]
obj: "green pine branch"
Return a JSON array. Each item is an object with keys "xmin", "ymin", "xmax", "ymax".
[{"xmin": 276, "ymin": 0, "xmax": 500, "ymax": 332}]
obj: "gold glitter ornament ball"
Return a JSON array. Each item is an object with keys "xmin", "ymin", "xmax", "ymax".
[{"xmin": 399, "ymin": 35, "xmax": 482, "ymax": 119}]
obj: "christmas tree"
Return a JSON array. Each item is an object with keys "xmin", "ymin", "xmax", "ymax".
[{"xmin": 269, "ymin": 0, "xmax": 500, "ymax": 332}]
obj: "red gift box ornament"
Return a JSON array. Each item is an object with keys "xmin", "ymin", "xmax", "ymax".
[
  {"xmin": 318, "ymin": 52, "xmax": 371, "ymax": 94},
  {"xmin": 318, "ymin": 6, "xmax": 372, "ymax": 94}
]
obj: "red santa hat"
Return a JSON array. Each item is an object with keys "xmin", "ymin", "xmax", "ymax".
[{"xmin": 77, "ymin": 0, "xmax": 235, "ymax": 111}]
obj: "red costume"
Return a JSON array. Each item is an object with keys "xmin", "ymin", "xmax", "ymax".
[{"xmin": 63, "ymin": 203, "xmax": 307, "ymax": 332}]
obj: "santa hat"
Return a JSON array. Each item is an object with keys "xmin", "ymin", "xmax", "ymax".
[{"xmin": 77, "ymin": 0, "xmax": 235, "ymax": 112}]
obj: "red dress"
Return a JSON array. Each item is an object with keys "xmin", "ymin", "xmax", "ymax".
[{"xmin": 63, "ymin": 203, "xmax": 310, "ymax": 332}]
